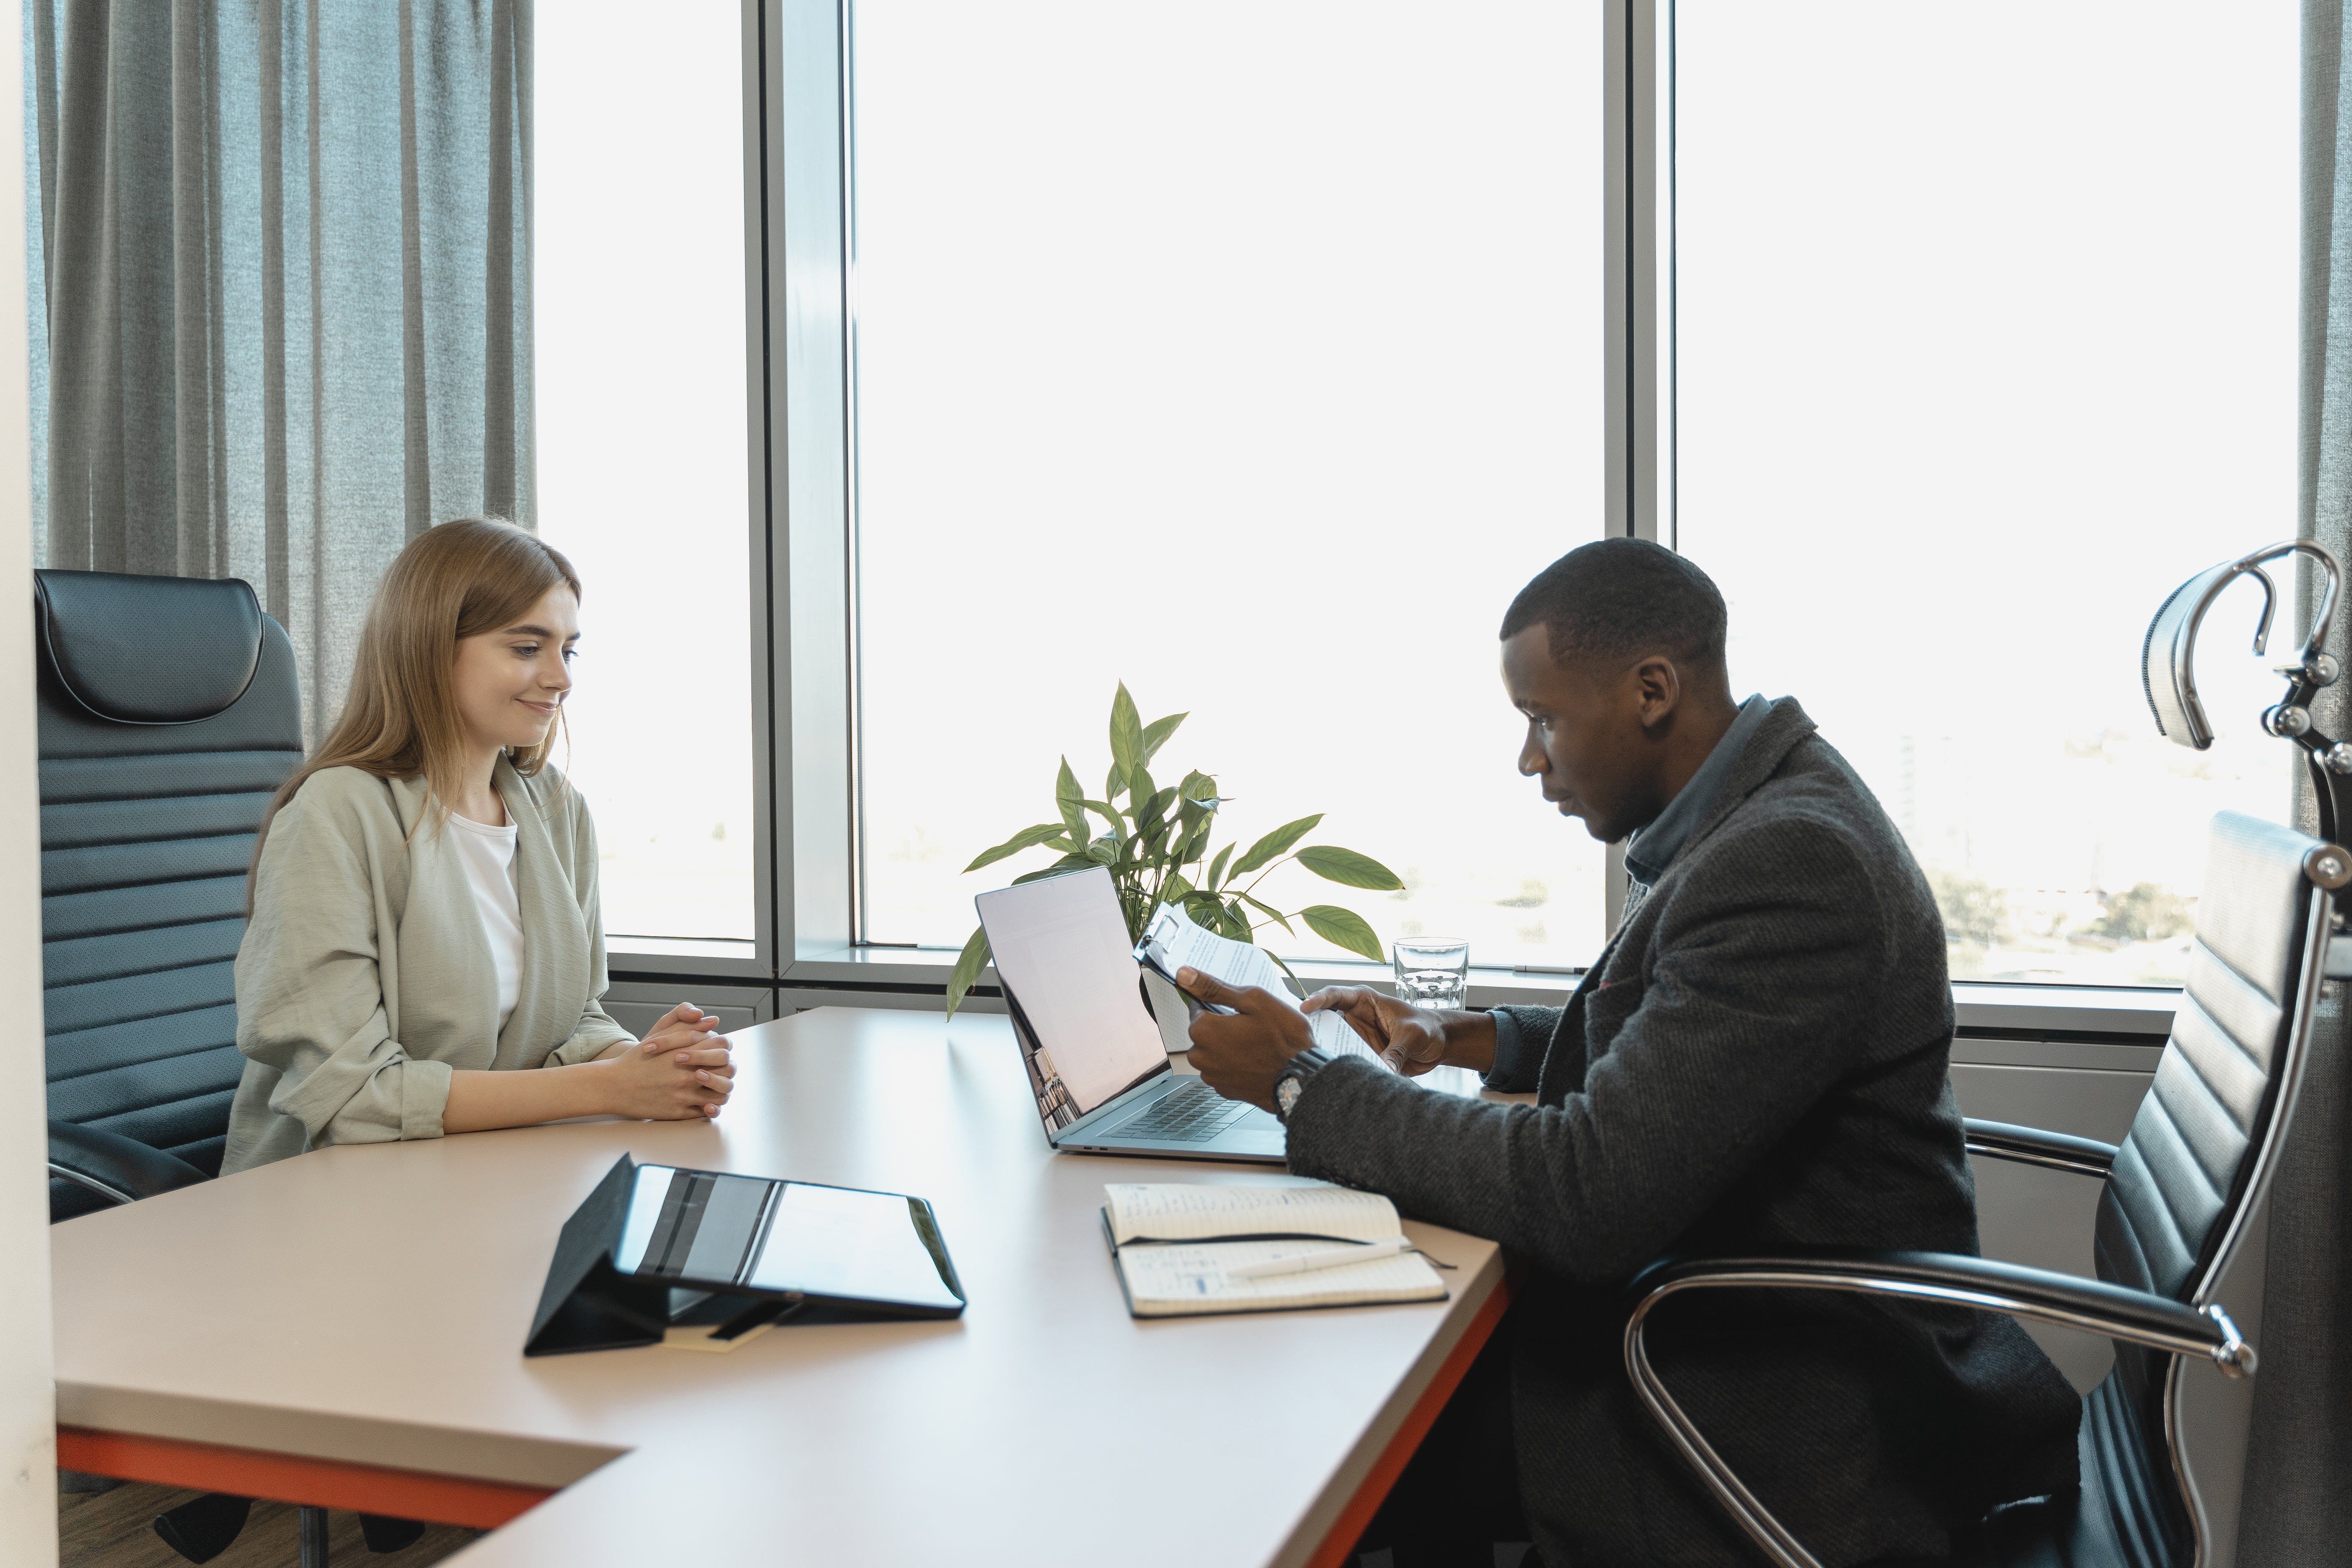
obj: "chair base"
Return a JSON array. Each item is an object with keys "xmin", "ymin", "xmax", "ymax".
[{"xmin": 152, "ymin": 1492, "xmax": 252, "ymax": 1564}]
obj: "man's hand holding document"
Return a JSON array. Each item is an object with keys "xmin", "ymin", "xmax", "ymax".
[{"xmin": 1135, "ymin": 902, "xmax": 1382, "ymax": 1065}]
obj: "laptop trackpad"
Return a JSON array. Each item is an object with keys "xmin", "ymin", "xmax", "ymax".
[{"xmin": 1216, "ymin": 1117, "xmax": 1285, "ymax": 1156}]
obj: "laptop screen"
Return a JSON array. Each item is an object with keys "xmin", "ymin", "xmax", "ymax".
[{"xmin": 975, "ymin": 867, "xmax": 1168, "ymax": 1125}]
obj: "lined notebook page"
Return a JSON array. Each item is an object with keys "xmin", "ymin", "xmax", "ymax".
[
  {"xmin": 1104, "ymin": 1183, "xmax": 1402, "ymax": 1245},
  {"xmin": 1116, "ymin": 1239, "xmax": 1446, "ymax": 1317}
]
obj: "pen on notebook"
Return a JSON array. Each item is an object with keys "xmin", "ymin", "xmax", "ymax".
[{"xmin": 1226, "ymin": 1239, "xmax": 1410, "ymax": 1279}]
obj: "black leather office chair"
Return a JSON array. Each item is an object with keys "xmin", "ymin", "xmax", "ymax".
[
  {"xmin": 32, "ymin": 570, "xmax": 395, "ymax": 1563},
  {"xmin": 1622, "ymin": 809, "xmax": 2324, "ymax": 1568},
  {"xmin": 38, "ymin": 568, "xmax": 304, "ymax": 1218}
]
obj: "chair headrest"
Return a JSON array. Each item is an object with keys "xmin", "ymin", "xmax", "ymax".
[
  {"xmin": 2143, "ymin": 539, "xmax": 2342, "ymax": 751},
  {"xmin": 35, "ymin": 569, "xmax": 266, "ymax": 725}
]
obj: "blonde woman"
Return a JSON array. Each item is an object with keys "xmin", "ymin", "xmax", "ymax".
[{"xmin": 221, "ymin": 519, "xmax": 731, "ymax": 1174}]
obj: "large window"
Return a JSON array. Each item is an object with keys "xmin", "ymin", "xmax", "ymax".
[
  {"xmin": 849, "ymin": 1, "xmax": 1607, "ymax": 970},
  {"xmin": 584, "ymin": 2, "xmax": 2300, "ymax": 1003},
  {"xmin": 1676, "ymin": 0, "xmax": 2299, "ymax": 985},
  {"xmin": 536, "ymin": 2, "xmax": 759, "ymax": 946}
]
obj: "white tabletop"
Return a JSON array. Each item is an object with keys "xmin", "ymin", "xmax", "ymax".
[{"xmin": 51, "ymin": 1006, "xmax": 1508, "ymax": 1567}]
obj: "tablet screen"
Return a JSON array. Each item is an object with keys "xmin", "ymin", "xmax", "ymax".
[{"xmin": 611, "ymin": 1164, "xmax": 964, "ymax": 1312}]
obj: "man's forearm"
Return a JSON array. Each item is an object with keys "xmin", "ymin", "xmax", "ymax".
[{"xmin": 444, "ymin": 1060, "xmax": 611, "ymax": 1133}]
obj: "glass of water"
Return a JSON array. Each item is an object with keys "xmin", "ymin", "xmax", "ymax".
[{"xmin": 1392, "ymin": 938, "xmax": 1471, "ymax": 1013}]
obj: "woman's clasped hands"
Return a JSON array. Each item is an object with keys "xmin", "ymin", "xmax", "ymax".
[{"xmin": 602, "ymin": 1003, "xmax": 736, "ymax": 1121}]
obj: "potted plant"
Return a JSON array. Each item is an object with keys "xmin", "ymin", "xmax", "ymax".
[{"xmin": 945, "ymin": 684, "xmax": 1402, "ymax": 1017}]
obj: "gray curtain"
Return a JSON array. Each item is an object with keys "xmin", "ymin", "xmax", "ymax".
[
  {"xmin": 2253, "ymin": 0, "xmax": 2352, "ymax": 1554},
  {"xmin": 20, "ymin": 0, "xmax": 533, "ymax": 737}
]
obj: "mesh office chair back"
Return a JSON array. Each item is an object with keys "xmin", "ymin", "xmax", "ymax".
[{"xmin": 37, "ymin": 569, "xmax": 304, "ymax": 1219}]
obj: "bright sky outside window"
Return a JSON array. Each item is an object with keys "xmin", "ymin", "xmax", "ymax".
[
  {"xmin": 850, "ymin": 0, "xmax": 1608, "ymax": 969},
  {"xmin": 535, "ymin": 0, "xmax": 757, "ymax": 942},
  {"xmin": 1676, "ymin": 0, "xmax": 2298, "ymax": 985}
]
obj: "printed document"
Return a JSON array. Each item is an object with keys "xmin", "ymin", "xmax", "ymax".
[{"xmin": 1139, "ymin": 904, "xmax": 1382, "ymax": 1063}]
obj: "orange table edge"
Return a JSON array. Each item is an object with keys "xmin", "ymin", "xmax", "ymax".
[
  {"xmin": 59, "ymin": 1269, "xmax": 1511, "ymax": 1557},
  {"xmin": 55, "ymin": 1426, "xmax": 558, "ymax": 1530},
  {"xmin": 1302, "ymin": 1269, "xmax": 1516, "ymax": 1568}
]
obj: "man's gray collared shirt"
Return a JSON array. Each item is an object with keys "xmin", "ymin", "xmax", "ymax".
[{"xmin": 1623, "ymin": 692, "xmax": 1772, "ymax": 891}]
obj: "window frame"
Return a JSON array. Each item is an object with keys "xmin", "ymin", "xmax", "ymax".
[{"xmin": 601, "ymin": 0, "xmax": 2191, "ymax": 1042}]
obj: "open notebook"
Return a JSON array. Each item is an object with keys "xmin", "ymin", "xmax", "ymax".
[{"xmin": 1102, "ymin": 1183, "xmax": 1449, "ymax": 1318}]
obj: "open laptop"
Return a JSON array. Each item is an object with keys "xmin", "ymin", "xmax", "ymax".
[{"xmin": 975, "ymin": 867, "xmax": 1286, "ymax": 1163}]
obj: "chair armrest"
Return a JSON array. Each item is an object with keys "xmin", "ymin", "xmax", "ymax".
[
  {"xmin": 1620, "ymin": 1247, "xmax": 2253, "ymax": 1568},
  {"xmin": 49, "ymin": 1121, "xmax": 209, "ymax": 1207},
  {"xmin": 1628, "ymin": 1247, "xmax": 2245, "ymax": 1371},
  {"xmin": 1962, "ymin": 1117, "xmax": 2118, "ymax": 1177}
]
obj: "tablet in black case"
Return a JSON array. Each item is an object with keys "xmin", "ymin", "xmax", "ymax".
[{"xmin": 526, "ymin": 1154, "xmax": 965, "ymax": 1357}]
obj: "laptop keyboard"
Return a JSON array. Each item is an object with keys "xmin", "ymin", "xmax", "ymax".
[{"xmin": 1107, "ymin": 1081, "xmax": 1254, "ymax": 1142}]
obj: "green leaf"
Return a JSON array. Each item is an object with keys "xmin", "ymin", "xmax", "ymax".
[
  {"xmin": 1230, "ymin": 814, "xmax": 1323, "ymax": 877},
  {"xmin": 1109, "ymin": 684, "xmax": 1144, "ymax": 776},
  {"xmin": 1215, "ymin": 899, "xmax": 1254, "ymax": 942},
  {"xmin": 1206, "ymin": 842, "xmax": 1235, "ymax": 888},
  {"xmin": 1161, "ymin": 872, "xmax": 1194, "ymax": 902},
  {"xmin": 944, "ymin": 926, "xmax": 990, "ymax": 1019},
  {"xmin": 1055, "ymin": 756, "xmax": 1088, "ymax": 845},
  {"xmin": 1087, "ymin": 839, "xmax": 1119, "ymax": 867},
  {"xmin": 1295, "ymin": 845, "xmax": 1406, "ymax": 891},
  {"xmin": 1237, "ymin": 891, "xmax": 1296, "ymax": 935},
  {"xmin": 1175, "ymin": 771, "xmax": 1217, "ymax": 832},
  {"xmin": 1081, "ymin": 800, "xmax": 1127, "ymax": 840},
  {"xmin": 1105, "ymin": 762, "xmax": 1127, "ymax": 804},
  {"xmin": 1140, "ymin": 711, "xmax": 1187, "ymax": 764},
  {"xmin": 1266, "ymin": 950, "xmax": 1307, "ymax": 1000},
  {"xmin": 963, "ymin": 822, "xmax": 1066, "ymax": 874},
  {"xmin": 1135, "ymin": 786, "xmax": 1178, "ymax": 836},
  {"xmin": 1299, "ymin": 905, "xmax": 1385, "ymax": 962}
]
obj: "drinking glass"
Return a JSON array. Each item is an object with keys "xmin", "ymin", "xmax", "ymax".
[{"xmin": 1392, "ymin": 938, "xmax": 1471, "ymax": 1012}]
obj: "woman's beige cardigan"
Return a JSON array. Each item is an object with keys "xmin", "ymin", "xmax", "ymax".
[{"xmin": 222, "ymin": 758, "xmax": 631, "ymax": 1173}]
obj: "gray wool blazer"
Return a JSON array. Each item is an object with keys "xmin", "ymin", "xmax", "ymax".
[
  {"xmin": 1284, "ymin": 697, "xmax": 2081, "ymax": 1568},
  {"xmin": 222, "ymin": 758, "xmax": 631, "ymax": 1174}
]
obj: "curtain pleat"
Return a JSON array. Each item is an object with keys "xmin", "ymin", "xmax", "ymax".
[{"xmin": 20, "ymin": 0, "xmax": 534, "ymax": 739}]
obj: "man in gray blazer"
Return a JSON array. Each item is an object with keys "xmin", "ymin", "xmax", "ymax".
[{"xmin": 1184, "ymin": 540, "xmax": 2081, "ymax": 1568}]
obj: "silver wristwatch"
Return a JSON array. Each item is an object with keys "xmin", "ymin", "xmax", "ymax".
[{"xmin": 1272, "ymin": 1050, "xmax": 1331, "ymax": 1124}]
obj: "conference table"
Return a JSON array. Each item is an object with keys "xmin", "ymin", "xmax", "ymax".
[{"xmin": 50, "ymin": 1007, "xmax": 1514, "ymax": 1566}]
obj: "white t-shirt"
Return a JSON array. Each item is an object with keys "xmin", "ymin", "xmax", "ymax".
[{"xmin": 447, "ymin": 811, "xmax": 524, "ymax": 1034}]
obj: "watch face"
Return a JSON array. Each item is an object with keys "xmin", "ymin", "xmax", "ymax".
[{"xmin": 1276, "ymin": 1075, "xmax": 1304, "ymax": 1118}]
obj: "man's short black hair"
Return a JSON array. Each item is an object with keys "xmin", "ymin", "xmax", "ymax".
[{"xmin": 1499, "ymin": 538, "xmax": 1728, "ymax": 669}]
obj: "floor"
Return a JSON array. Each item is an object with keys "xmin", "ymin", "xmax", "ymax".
[
  {"xmin": 53, "ymin": 1480, "xmax": 1536, "ymax": 1568},
  {"xmin": 60, "ymin": 1481, "xmax": 480, "ymax": 1568}
]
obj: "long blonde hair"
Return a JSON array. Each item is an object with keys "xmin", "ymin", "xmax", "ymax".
[{"xmin": 252, "ymin": 519, "xmax": 583, "ymax": 881}]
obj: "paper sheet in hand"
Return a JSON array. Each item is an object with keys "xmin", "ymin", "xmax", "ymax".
[{"xmin": 1139, "ymin": 904, "xmax": 1380, "ymax": 1063}]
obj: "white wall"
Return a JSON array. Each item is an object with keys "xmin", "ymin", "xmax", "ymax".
[{"xmin": 0, "ymin": 0, "xmax": 58, "ymax": 1560}]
